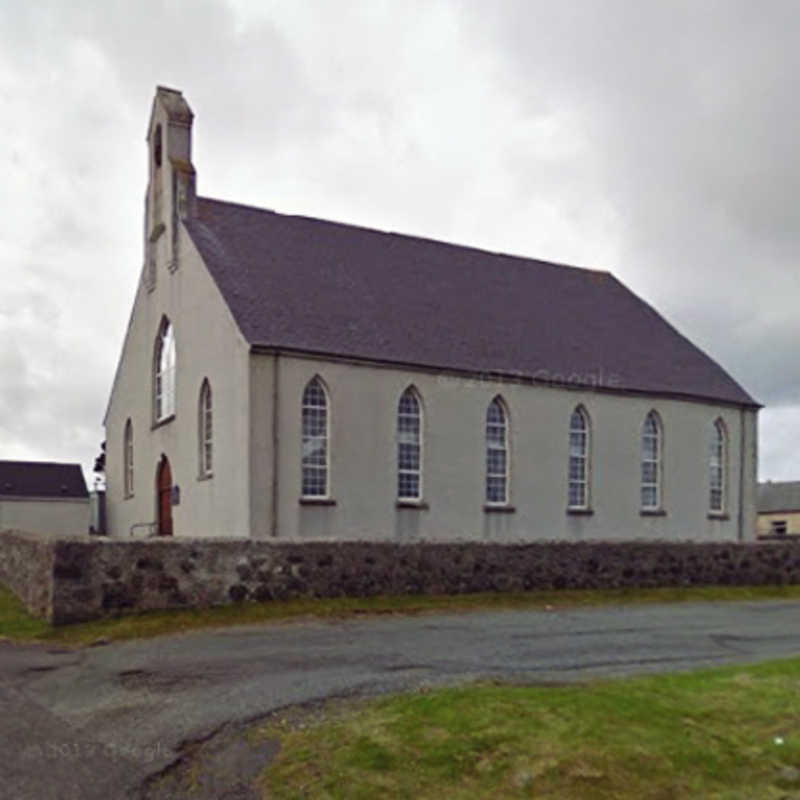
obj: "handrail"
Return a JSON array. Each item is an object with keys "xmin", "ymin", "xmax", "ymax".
[{"xmin": 129, "ymin": 522, "xmax": 157, "ymax": 537}]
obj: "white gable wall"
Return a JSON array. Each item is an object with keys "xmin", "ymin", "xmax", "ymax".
[
  {"xmin": 259, "ymin": 354, "xmax": 757, "ymax": 542},
  {"xmin": 105, "ymin": 224, "xmax": 251, "ymax": 538}
]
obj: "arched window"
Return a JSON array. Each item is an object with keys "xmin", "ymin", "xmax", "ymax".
[
  {"xmin": 641, "ymin": 411, "xmax": 662, "ymax": 510},
  {"xmin": 198, "ymin": 380, "xmax": 213, "ymax": 478},
  {"xmin": 154, "ymin": 319, "xmax": 176, "ymax": 422},
  {"xmin": 568, "ymin": 406, "xmax": 590, "ymax": 509},
  {"xmin": 397, "ymin": 387, "xmax": 422, "ymax": 500},
  {"xmin": 486, "ymin": 397, "xmax": 508, "ymax": 505},
  {"xmin": 123, "ymin": 419, "xmax": 134, "ymax": 498},
  {"xmin": 302, "ymin": 377, "xmax": 328, "ymax": 497},
  {"xmin": 709, "ymin": 418, "xmax": 727, "ymax": 513}
]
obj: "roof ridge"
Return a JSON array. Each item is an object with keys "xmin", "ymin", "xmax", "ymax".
[{"xmin": 196, "ymin": 195, "xmax": 609, "ymax": 276}]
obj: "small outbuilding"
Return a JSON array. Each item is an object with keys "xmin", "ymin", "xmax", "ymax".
[
  {"xmin": 0, "ymin": 461, "xmax": 89, "ymax": 537},
  {"xmin": 757, "ymin": 481, "xmax": 800, "ymax": 538}
]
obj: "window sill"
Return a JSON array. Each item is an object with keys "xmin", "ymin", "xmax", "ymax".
[
  {"xmin": 707, "ymin": 512, "xmax": 730, "ymax": 521},
  {"xmin": 484, "ymin": 504, "xmax": 516, "ymax": 514},
  {"xmin": 123, "ymin": 493, "xmax": 134, "ymax": 500},
  {"xmin": 640, "ymin": 509, "xmax": 667, "ymax": 517},
  {"xmin": 396, "ymin": 500, "xmax": 429, "ymax": 510},
  {"xmin": 299, "ymin": 497, "xmax": 337, "ymax": 506},
  {"xmin": 198, "ymin": 472, "xmax": 213, "ymax": 482},
  {"xmin": 567, "ymin": 507, "xmax": 594, "ymax": 516},
  {"xmin": 151, "ymin": 414, "xmax": 175, "ymax": 431}
]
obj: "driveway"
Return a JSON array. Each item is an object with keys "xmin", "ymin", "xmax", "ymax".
[{"xmin": 2, "ymin": 599, "xmax": 800, "ymax": 799}]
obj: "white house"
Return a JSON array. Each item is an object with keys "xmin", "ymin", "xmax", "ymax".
[
  {"xmin": 103, "ymin": 87, "xmax": 759, "ymax": 542},
  {"xmin": 0, "ymin": 461, "xmax": 89, "ymax": 537}
]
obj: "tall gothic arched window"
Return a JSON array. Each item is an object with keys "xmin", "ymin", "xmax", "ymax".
[
  {"xmin": 568, "ymin": 406, "xmax": 591, "ymax": 510},
  {"xmin": 123, "ymin": 419, "xmax": 134, "ymax": 498},
  {"xmin": 486, "ymin": 397, "xmax": 509, "ymax": 505},
  {"xmin": 301, "ymin": 377, "xmax": 329, "ymax": 497},
  {"xmin": 154, "ymin": 319, "xmax": 176, "ymax": 422},
  {"xmin": 641, "ymin": 411, "xmax": 663, "ymax": 510},
  {"xmin": 397, "ymin": 387, "xmax": 422, "ymax": 501},
  {"xmin": 709, "ymin": 418, "xmax": 727, "ymax": 513},
  {"xmin": 198, "ymin": 379, "xmax": 213, "ymax": 478}
]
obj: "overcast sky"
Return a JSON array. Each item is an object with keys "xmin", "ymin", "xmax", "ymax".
[{"xmin": 1, "ymin": 0, "xmax": 798, "ymax": 486}]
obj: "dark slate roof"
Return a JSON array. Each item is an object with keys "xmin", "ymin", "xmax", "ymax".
[
  {"xmin": 185, "ymin": 197, "xmax": 758, "ymax": 407},
  {"xmin": 758, "ymin": 482, "xmax": 800, "ymax": 513},
  {"xmin": 0, "ymin": 461, "xmax": 88, "ymax": 499}
]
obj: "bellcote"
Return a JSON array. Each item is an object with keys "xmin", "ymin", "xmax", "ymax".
[{"xmin": 144, "ymin": 87, "xmax": 196, "ymax": 287}]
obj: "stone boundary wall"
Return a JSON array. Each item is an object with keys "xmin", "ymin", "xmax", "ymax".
[
  {"xmin": 0, "ymin": 530, "xmax": 55, "ymax": 620},
  {"xmin": 3, "ymin": 530, "xmax": 800, "ymax": 624}
]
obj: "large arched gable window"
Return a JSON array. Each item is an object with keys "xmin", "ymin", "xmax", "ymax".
[
  {"xmin": 641, "ymin": 411, "xmax": 663, "ymax": 510},
  {"xmin": 198, "ymin": 379, "xmax": 213, "ymax": 478},
  {"xmin": 301, "ymin": 376, "xmax": 329, "ymax": 497},
  {"xmin": 486, "ymin": 396, "xmax": 509, "ymax": 505},
  {"xmin": 709, "ymin": 418, "xmax": 727, "ymax": 513},
  {"xmin": 397, "ymin": 387, "xmax": 423, "ymax": 501},
  {"xmin": 568, "ymin": 406, "xmax": 591, "ymax": 510},
  {"xmin": 154, "ymin": 318, "xmax": 176, "ymax": 422},
  {"xmin": 123, "ymin": 419, "xmax": 134, "ymax": 498}
]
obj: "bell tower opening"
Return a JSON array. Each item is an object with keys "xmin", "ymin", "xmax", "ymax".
[{"xmin": 153, "ymin": 123, "xmax": 163, "ymax": 169}]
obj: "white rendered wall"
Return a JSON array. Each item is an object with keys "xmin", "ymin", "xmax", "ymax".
[
  {"xmin": 104, "ymin": 225, "xmax": 251, "ymax": 539},
  {"xmin": 259, "ymin": 354, "xmax": 757, "ymax": 542},
  {"xmin": 0, "ymin": 497, "xmax": 89, "ymax": 537}
]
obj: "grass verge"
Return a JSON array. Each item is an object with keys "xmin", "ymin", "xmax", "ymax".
[
  {"xmin": 257, "ymin": 658, "xmax": 800, "ymax": 799},
  {"xmin": 3, "ymin": 582, "xmax": 800, "ymax": 647}
]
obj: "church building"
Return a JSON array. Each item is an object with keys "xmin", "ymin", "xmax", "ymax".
[{"xmin": 103, "ymin": 87, "xmax": 759, "ymax": 541}]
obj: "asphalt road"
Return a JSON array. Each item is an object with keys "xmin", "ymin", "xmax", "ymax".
[{"xmin": 3, "ymin": 599, "xmax": 800, "ymax": 799}]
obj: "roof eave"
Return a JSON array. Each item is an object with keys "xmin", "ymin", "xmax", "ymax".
[{"xmin": 249, "ymin": 343, "xmax": 762, "ymax": 410}]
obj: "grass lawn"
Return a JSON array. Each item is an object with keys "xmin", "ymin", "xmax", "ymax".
[
  {"xmin": 257, "ymin": 658, "xmax": 800, "ymax": 799},
  {"xmin": 3, "ymin": 582, "xmax": 800, "ymax": 647}
]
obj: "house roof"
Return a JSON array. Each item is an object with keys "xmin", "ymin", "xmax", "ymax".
[
  {"xmin": 184, "ymin": 196, "xmax": 758, "ymax": 408},
  {"xmin": 758, "ymin": 481, "xmax": 800, "ymax": 514},
  {"xmin": 0, "ymin": 461, "xmax": 88, "ymax": 500}
]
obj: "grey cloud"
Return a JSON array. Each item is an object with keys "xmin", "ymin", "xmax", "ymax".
[
  {"xmin": 0, "ymin": 0, "xmax": 797, "ymax": 480},
  {"xmin": 457, "ymin": 1, "xmax": 800, "ymax": 417}
]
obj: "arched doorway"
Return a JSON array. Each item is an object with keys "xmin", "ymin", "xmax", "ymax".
[{"xmin": 156, "ymin": 455, "xmax": 173, "ymax": 536}]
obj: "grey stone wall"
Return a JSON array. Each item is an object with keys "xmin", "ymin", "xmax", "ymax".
[
  {"xmin": 3, "ymin": 530, "xmax": 800, "ymax": 625},
  {"xmin": 0, "ymin": 530, "xmax": 55, "ymax": 619}
]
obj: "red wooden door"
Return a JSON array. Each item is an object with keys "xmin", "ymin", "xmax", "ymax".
[{"xmin": 157, "ymin": 456, "xmax": 173, "ymax": 536}]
